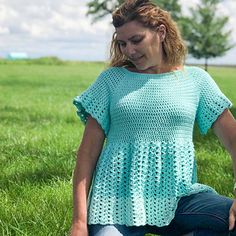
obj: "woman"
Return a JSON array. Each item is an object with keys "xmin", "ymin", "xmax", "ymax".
[{"xmin": 71, "ymin": 0, "xmax": 236, "ymax": 235}]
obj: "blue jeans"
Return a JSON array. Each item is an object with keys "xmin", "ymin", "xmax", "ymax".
[{"xmin": 88, "ymin": 191, "xmax": 236, "ymax": 236}]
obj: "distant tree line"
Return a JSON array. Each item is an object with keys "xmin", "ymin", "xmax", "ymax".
[
  {"xmin": 86, "ymin": 0, "xmax": 234, "ymax": 70},
  {"xmin": 0, "ymin": 57, "xmax": 65, "ymax": 65}
]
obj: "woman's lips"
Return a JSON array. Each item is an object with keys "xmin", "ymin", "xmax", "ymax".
[{"xmin": 131, "ymin": 55, "xmax": 144, "ymax": 63}]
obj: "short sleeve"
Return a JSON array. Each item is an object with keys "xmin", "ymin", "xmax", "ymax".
[
  {"xmin": 195, "ymin": 68, "xmax": 233, "ymax": 135},
  {"xmin": 73, "ymin": 71, "xmax": 110, "ymax": 136}
]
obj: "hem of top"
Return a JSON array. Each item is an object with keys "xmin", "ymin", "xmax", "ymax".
[
  {"xmin": 87, "ymin": 188, "xmax": 217, "ymax": 227},
  {"xmin": 200, "ymin": 101, "xmax": 233, "ymax": 135},
  {"xmin": 73, "ymin": 97, "xmax": 109, "ymax": 137}
]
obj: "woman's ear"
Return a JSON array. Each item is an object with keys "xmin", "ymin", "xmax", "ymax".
[{"xmin": 158, "ymin": 24, "xmax": 166, "ymax": 42}]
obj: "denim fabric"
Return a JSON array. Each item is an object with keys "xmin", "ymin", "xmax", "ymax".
[{"xmin": 88, "ymin": 191, "xmax": 236, "ymax": 236}]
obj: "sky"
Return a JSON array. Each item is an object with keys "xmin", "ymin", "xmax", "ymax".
[{"xmin": 0, "ymin": 0, "xmax": 236, "ymax": 65}]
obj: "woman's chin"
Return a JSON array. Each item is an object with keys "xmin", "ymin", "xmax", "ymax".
[{"xmin": 135, "ymin": 64, "xmax": 148, "ymax": 72}]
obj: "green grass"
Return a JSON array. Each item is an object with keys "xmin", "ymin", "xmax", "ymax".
[{"xmin": 0, "ymin": 62, "xmax": 235, "ymax": 235}]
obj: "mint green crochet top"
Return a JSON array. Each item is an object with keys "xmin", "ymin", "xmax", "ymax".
[{"xmin": 73, "ymin": 66, "xmax": 233, "ymax": 227}]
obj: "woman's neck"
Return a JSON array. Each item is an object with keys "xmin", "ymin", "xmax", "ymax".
[{"xmin": 127, "ymin": 64, "xmax": 183, "ymax": 74}]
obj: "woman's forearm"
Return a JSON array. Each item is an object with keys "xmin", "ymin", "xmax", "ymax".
[
  {"xmin": 72, "ymin": 116, "xmax": 106, "ymax": 224},
  {"xmin": 212, "ymin": 110, "xmax": 236, "ymax": 186},
  {"xmin": 229, "ymin": 138, "xmax": 236, "ymax": 182},
  {"xmin": 72, "ymin": 150, "xmax": 98, "ymax": 224}
]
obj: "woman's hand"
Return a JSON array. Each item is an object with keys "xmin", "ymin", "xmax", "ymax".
[
  {"xmin": 70, "ymin": 221, "xmax": 88, "ymax": 236},
  {"xmin": 229, "ymin": 199, "xmax": 236, "ymax": 231}
]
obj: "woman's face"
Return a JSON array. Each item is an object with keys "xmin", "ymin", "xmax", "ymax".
[{"xmin": 115, "ymin": 20, "xmax": 165, "ymax": 73}]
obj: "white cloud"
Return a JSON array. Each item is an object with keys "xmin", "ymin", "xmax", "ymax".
[
  {"xmin": 0, "ymin": 26, "xmax": 9, "ymax": 34},
  {"xmin": 0, "ymin": 4, "xmax": 18, "ymax": 21},
  {"xmin": 21, "ymin": 22, "xmax": 50, "ymax": 38}
]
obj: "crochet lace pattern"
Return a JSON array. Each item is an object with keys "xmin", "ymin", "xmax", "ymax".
[{"xmin": 73, "ymin": 66, "xmax": 233, "ymax": 227}]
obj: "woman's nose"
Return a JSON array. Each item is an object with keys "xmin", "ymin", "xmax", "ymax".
[{"xmin": 125, "ymin": 44, "xmax": 136, "ymax": 58}]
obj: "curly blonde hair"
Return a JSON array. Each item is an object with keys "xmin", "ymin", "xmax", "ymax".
[{"xmin": 109, "ymin": 0, "xmax": 187, "ymax": 68}]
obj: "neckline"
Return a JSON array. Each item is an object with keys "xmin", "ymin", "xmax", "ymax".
[{"xmin": 121, "ymin": 66, "xmax": 186, "ymax": 79}]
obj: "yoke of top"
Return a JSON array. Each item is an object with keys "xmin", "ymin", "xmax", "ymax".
[{"xmin": 73, "ymin": 66, "xmax": 233, "ymax": 227}]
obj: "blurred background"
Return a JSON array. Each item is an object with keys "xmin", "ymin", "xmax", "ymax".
[{"xmin": 0, "ymin": 0, "xmax": 235, "ymax": 65}]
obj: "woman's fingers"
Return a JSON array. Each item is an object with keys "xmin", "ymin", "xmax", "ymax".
[
  {"xmin": 229, "ymin": 211, "xmax": 235, "ymax": 230},
  {"xmin": 229, "ymin": 200, "xmax": 236, "ymax": 231}
]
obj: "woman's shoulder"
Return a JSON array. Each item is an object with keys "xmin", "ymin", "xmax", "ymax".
[
  {"xmin": 101, "ymin": 66, "xmax": 126, "ymax": 76},
  {"xmin": 97, "ymin": 66, "xmax": 126, "ymax": 81},
  {"xmin": 185, "ymin": 65, "xmax": 212, "ymax": 83},
  {"xmin": 184, "ymin": 66, "xmax": 216, "ymax": 91},
  {"xmin": 97, "ymin": 66, "xmax": 127, "ymax": 89},
  {"xmin": 185, "ymin": 65, "xmax": 210, "ymax": 77}
]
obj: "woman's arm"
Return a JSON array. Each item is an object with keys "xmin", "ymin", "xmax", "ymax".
[
  {"xmin": 72, "ymin": 115, "xmax": 105, "ymax": 225},
  {"xmin": 212, "ymin": 108, "xmax": 236, "ymax": 231},
  {"xmin": 212, "ymin": 109, "xmax": 236, "ymax": 179}
]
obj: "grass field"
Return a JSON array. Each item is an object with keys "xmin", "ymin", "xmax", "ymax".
[{"xmin": 0, "ymin": 61, "xmax": 236, "ymax": 235}]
